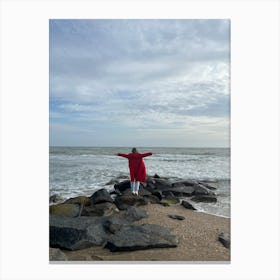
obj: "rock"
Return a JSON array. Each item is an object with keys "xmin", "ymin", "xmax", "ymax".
[
  {"xmin": 181, "ymin": 200, "xmax": 196, "ymax": 210},
  {"xmin": 110, "ymin": 190, "xmax": 121, "ymax": 195},
  {"xmin": 114, "ymin": 180, "xmax": 131, "ymax": 193},
  {"xmin": 168, "ymin": 214, "xmax": 185, "ymax": 221},
  {"xmin": 49, "ymin": 203, "xmax": 82, "ymax": 217},
  {"xmin": 104, "ymin": 224, "xmax": 178, "ymax": 252},
  {"xmin": 50, "ymin": 205, "xmax": 150, "ymax": 251},
  {"xmin": 150, "ymin": 178, "xmax": 173, "ymax": 191},
  {"xmin": 191, "ymin": 195, "xmax": 217, "ymax": 203},
  {"xmin": 103, "ymin": 220, "xmax": 123, "ymax": 234},
  {"xmin": 50, "ymin": 215, "xmax": 109, "ymax": 250},
  {"xmin": 63, "ymin": 196, "xmax": 91, "ymax": 206},
  {"xmin": 114, "ymin": 194, "xmax": 147, "ymax": 210},
  {"xmin": 153, "ymin": 173, "xmax": 160, "ymax": 178},
  {"xmin": 49, "ymin": 248, "xmax": 68, "ymax": 261},
  {"xmin": 138, "ymin": 186, "xmax": 152, "ymax": 196},
  {"xmin": 90, "ymin": 188, "xmax": 113, "ymax": 205},
  {"xmin": 162, "ymin": 190, "xmax": 176, "ymax": 198},
  {"xmin": 198, "ymin": 182, "xmax": 217, "ymax": 190},
  {"xmin": 124, "ymin": 206, "xmax": 148, "ymax": 222},
  {"xmin": 218, "ymin": 232, "xmax": 230, "ymax": 249},
  {"xmin": 150, "ymin": 190, "xmax": 163, "ymax": 200},
  {"xmin": 49, "ymin": 194, "xmax": 64, "ymax": 204},
  {"xmin": 193, "ymin": 184, "xmax": 215, "ymax": 196},
  {"xmin": 81, "ymin": 202, "xmax": 119, "ymax": 216},
  {"xmin": 168, "ymin": 185, "xmax": 195, "ymax": 197}
]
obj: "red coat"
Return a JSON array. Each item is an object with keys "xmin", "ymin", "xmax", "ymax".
[{"xmin": 117, "ymin": 152, "xmax": 152, "ymax": 182}]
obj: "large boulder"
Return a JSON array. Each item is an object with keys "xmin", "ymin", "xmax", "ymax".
[
  {"xmin": 123, "ymin": 206, "xmax": 148, "ymax": 222},
  {"xmin": 193, "ymin": 184, "xmax": 215, "ymax": 196},
  {"xmin": 50, "ymin": 206, "xmax": 150, "ymax": 251},
  {"xmin": 50, "ymin": 215, "xmax": 110, "ymax": 250},
  {"xmin": 104, "ymin": 224, "xmax": 178, "ymax": 252},
  {"xmin": 81, "ymin": 202, "xmax": 119, "ymax": 217},
  {"xmin": 149, "ymin": 178, "xmax": 173, "ymax": 191},
  {"xmin": 63, "ymin": 196, "xmax": 91, "ymax": 206},
  {"xmin": 90, "ymin": 188, "xmax": 113, "ymax": 205},
  {"xmin": 168, "ymin": 184, "xmax": 195, "ymax": 197},
  {"xmin": 114, "ymin": 194, "xmax": 147, "ymax": 210},
  {"xmin": 49, "ymin": 203, "xmax": 82, "ymax": 218},
  {"xmin": 114, "ymin": 180, "xmax": 131, "ymax": 193}
]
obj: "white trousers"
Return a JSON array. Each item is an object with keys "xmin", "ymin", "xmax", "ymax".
[{"xmin": 130, "ymin": 180, "xmax": 140, "ymax": 193}]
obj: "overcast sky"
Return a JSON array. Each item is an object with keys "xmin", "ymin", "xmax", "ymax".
[{"xmin": 49, "ymin": 19, "xmax": 230, "ymax": 147}]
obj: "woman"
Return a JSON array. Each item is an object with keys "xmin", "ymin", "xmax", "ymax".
[{"xmin": 116, "ymin": 148, "xmax": 153, "ymax": 195}]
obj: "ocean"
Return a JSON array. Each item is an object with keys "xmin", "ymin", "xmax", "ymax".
[{"xmin": 49, "ymin": 147, "xmax": 230, "ymax": 218}]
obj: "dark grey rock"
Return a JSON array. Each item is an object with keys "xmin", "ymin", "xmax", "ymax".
[
  {"xmin": 103, "ymin": 220, "xmax": 123, "ymax": 234},
  {"xmin": 114, "ymin": 180, "xmax": 131, "ymax": 193},
  {"xmin": 150, "ymin": 190, "xmax": 163, "ymax": 200},
  {"xmin": 81, "ymin": 202, "xmax": 119, "ymax": 216},
  {"xmin": 169, "ymin": 185, "xmax": 195, "ymax": 197},
  {"xmin": 168, "ymin": 214, "xmax": 185, "ymax": 221},
  {"xmin": 162, "ymin": 190, "xmax": 177, "ymax": 198},
  {"xmin": 153, "ymin": 173, "xmax": 160, "ymax": 178},
  {"xmin": 151, "ymin": 178, "xmax": 173, "ymax": 191},
  {"xmin": 138, "ymin": 186, "xmax": 152, "ymax": 196},
  {"xmin": 49, "ymin": 215, "xmax": 108, "ymax": 250},
  {"xmin": 191, "ymin": 195, "xmax": 217, "ymax": 203},
  {"xmin": 114, "ymin": 194, "xmax": 147, "ymax": 210},
  {"xmin": 90, "ymin": 188, "xmax": 113, "ymax": 205},
  {"xmin": 50, "ymin": 204, "xmax": 150, "ymax": 251},
  {"xmin": 218, "ymin": 232, "xmax": 230, "ymax": 249},
  {"xmin": 123, "ymin": 206, "xmax": 148, "ymax": 222},
  {"xmin": 198, "ymin": 182, "xmax": 217, "ymax": 190},
  {"xmin": 193, "ymin": 184, "xmax": 215, "ymax": 196},
  {"xmin": 104, "ymin": 224, "xmax": 178, "ymax": 252},
  {"xmin": 181, "ymin": 200, "xmax": 197, "ymax": 210}
]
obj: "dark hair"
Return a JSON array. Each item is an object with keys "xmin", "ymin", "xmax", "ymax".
[{"xmin": 131, "ymin": 147, "xmax": 138, "ymax": 153}]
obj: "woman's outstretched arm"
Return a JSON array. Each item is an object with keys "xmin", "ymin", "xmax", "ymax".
[
  {"xmin": 116, "ymin": 153, "xmax": 129, "ymax": 158},
  {"xmin": 141, "ymin": 152, "xmax": 153, "ymax": 158}
]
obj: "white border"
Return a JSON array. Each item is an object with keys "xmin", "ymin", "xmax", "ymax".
[{"xmin": 1, "ymin": 0, "xmax": 279, "ymax": 279}]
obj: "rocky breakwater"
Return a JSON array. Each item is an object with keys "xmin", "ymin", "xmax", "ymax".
[{"xmin": 50, "ymin": 174, "xmax": 225, "ymax": 260}]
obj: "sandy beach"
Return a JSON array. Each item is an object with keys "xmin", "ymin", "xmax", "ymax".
[{"xmin": 59, "ymin": 203, "xmax": 230, "ymax": 262}]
